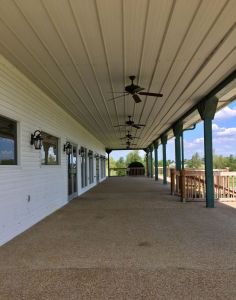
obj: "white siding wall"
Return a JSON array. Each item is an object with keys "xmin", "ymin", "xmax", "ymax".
[{"xmin": 0, "ymin": 55, "xmax": 106, "ymax": 246}]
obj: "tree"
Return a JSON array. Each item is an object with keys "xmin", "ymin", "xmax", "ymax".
[
  {"xmin": 226, "ymin": 155, "xmax": 236, "ymax": 171},
  {"xmin": 106, "ymin": 156, "xmax": 116, "ymax": 176},
  {"xmin": 213, "ymin": 154, "xmax": 226, "ymax": 170},
  {"xmin": 109, "ymin": 157, "xmax": 116, "ymax": 169},
  {"xmin": 125, "ymin": 150, "xmax": 144, "ymax": 166},
  {"xmin": 115, "ymin": 157, "xmax": 126, "ymax": 176},
  {"xmin": 186, "ymin": 152, "xmax": 203, "ymax": 169},
  {"xmin": 213, "ymin": 154, "xmax": 236, "ymax": 171}
]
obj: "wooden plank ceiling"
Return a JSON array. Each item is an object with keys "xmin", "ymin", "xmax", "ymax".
[{"xmin": 0, "ymin": 0, "xmax": 235, "ymax": 149}]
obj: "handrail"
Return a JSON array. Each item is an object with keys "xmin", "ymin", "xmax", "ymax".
[
  {"xmin": 170, "ymin": 168, "xmax": 236, "ymax": 202},
  {"xmin": 109, "ymin": 167, "xmax": 145, "ymax": 177}
]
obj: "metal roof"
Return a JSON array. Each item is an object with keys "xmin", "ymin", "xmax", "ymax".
[{"xmin": 0, "ymin": 0, "xmax": 235, "ymax": 148}]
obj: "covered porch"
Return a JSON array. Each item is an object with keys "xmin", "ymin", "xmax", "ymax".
[{"xmin": 0, "ymin": 176, "xmax": 235, "ymax": 299}]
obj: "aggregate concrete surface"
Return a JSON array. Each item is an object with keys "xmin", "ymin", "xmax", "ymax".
[{"xmin": 0, "ymin": 177, "xmax": 236, "ymax": 299}]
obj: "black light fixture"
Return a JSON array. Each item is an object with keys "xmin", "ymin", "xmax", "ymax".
[
  {"xmin": 63, "ymin": 141, "xmax": 72, "ymax": 155},
  {"xmin": 88, "ymin": 150, "xmax": 93, "ymax": 157},
  {"xmin": 30, "ymin": 130, "xmax": 43, "ymax": 150},
  {"xmin": 79, "ymin": 146, "xmax": 85, "ymax": 157}
]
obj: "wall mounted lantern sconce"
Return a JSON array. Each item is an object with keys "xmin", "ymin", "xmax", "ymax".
[
  {"xmin": 79, "ymin": 146, "xmax": 85, "ymax": 157},
  {"xmin": 30, "ymin": 130, "xmax": 43, "ymax": 150},
  {"xmin": 88, "ymin": 150, "xmax": 93, "ymax": 158},
  {"xmin": 63, "ymin": 141, "xmax": 72, "ymax": 155}
]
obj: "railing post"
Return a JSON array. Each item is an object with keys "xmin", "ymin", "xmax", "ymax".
[
  {"xmin": 180, "ymin": 169, "xmax": 186, "ymax": 202},
  {"xmin": 144, "ymin": 148, "xmax": 149, "ymax": 177},
  {"xmin": 170, "ymin": 168, "xmax": 175, "ymax": 195},
  {"xmin": 176, "ymin": 171, "xmax": 180, "ymax": 194}
]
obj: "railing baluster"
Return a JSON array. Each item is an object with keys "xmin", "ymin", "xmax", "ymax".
[{"xmin": 170, "ymin": 169, "xmax": 236, "ymax": 202}]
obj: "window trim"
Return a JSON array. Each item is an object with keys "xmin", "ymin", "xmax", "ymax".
[{"xmin": 0, "ymin": 114, "xmax": 18, "ymax": 166}]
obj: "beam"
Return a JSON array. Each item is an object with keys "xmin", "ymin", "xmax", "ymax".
[
  {"xmin": 110, "ymin": 148, "xmax": 146, "ymax": 151},
  {"xmin": 149, "ymin": 146, "xmax": 153, "ymax": 178},
  {"xmin": 173, "ymin": 122, "xmax": 183, "ymax": 171},
  {"xmin": 161, "ymin": 135, "xmax": 168, "ymax": 184},
  {"xmin": 198, "ymin": 97, "xmax": 218, "ymax": 208},
  {"xmin": 154, "ymin": 141, "xmax": 159, "ymax": 181},
  {"xmin": 105, "ymin": 148, "xmax": 112, "ymax": 177}
]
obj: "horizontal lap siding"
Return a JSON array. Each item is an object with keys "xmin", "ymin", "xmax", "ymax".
[{"xmin": 0, "ymin": 55, "xmax": 105, "ymax": 245}]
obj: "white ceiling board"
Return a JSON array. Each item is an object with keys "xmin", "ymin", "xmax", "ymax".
[
  {"xmin": 0, "ymin": 0, "xmax": 235, "ymax": 149},
  {"xmin": 135, "ymin": 0, "xmax": 235, "ymax": 146}
]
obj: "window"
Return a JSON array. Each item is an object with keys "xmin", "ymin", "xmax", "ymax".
[
  {"xmin": 41, "ymin": 132, "xmax": 59, "ymax": 165},
  {"xmin": 88, "ymin": 150, "xmax": 94, "ymax": 184},
  {"xmin": 81, "ymin": 147, "xmax": 88, "ymax": 188},
  {"xmin": 0, "ymin": 115, "xmax": 17, "ymax": 165}
]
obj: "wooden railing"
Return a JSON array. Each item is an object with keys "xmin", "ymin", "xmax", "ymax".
[
  {"xmin": 213, "ymin": 171, "xmax": 236, "ymax": 200},
  {"xmin": 157, "ymin": 167, "xmax": 171, "ymax": 178},
  {"xmin": 109, "ymin": 168, "xmax": 127, "ymax": 176},
  {"xmin": 170, "ymin": 168, "xmax": 236, "ymax": 202},
  {"xmin": 109, "ymin": 167, "xmax": 145, "ymax": 177}
]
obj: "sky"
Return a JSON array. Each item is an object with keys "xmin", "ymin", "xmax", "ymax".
[{"xmin": 110, "ymin": 100, "xmax": 236, "ymax": 162}]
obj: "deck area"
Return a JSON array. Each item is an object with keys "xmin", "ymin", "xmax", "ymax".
[{"xmin": 0, "ymin": 177, "xmax": 236, "ymax": 299}]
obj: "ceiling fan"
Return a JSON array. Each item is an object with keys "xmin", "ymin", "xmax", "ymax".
[
  {"xmin": 109, "ymin": 75, "xmax": 163, "ymax": 103},
  {"xmin": 121, "ymin": 140, "xmax": 137, "ymax": 149},
  {"xmin": 120, "ymin": 131, "xmax": 140, "ymax": 140},
  {"xmin": 114, "ymin": 115, "xmax": 145, "ymax": 129}
]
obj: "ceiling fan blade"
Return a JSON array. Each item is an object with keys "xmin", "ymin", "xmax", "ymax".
[
  {"xmin": 135, "ymin": 124, "xmax": 145, "ymax": 127},
  {"xmin": 107, "ymin": 93, "xmax": 129, "ymax": 101},
  {"xmin": 132, "ymin": 124, "xmax": 141, "ymax": 129},
  {"xmin": 132, "ymin": 94, "xmax": 142, "ymax": 103},
  {"xmin": 138, "ymin": 92, "xmax": 163, "ymax": 97},
  {"xmin": 133, "ymin": 87, "xmax": 145, "ymax": 93},
  {"xmin": 109, "ymin": 91, "xmax": 127, "ymax": 93},
  {"xmin": 113, "ymin": 125, "xmax": 126, "ymax": 127}
]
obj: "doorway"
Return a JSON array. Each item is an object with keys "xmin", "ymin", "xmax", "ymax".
[{"xmin": 68, "ymin": 144, "xmax": 77, "ymax": 201}]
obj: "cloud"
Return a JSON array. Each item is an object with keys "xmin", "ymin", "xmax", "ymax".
[
  {"xmin": 212, "ymin": 123, "xmax": 219, "ymax": 131},
  {"xmin": 215, "ymin": 106, "xmax": 236, "ymax": 120},
  {"xmin": 183, "ymin": 124, "xmax": 236, "ymax": 158},
  {"xmin": 215, "ymin": 127, "xmax": 236, "ymax": 137},
  {"xmin": 194, "ymin": 137, "xmax": 204, "ymax": 144},
  {"xmin": 211, "ymin": 125, "xmax": 236, "ymax": 155},
  {"xmin": 184, "ymin": 138, "xmax": 204, "ymax": 158}
]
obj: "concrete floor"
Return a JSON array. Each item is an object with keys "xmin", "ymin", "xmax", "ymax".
[{"xmin": 0, "ymin": 177, "xmax": 236, "ymax": 299}]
